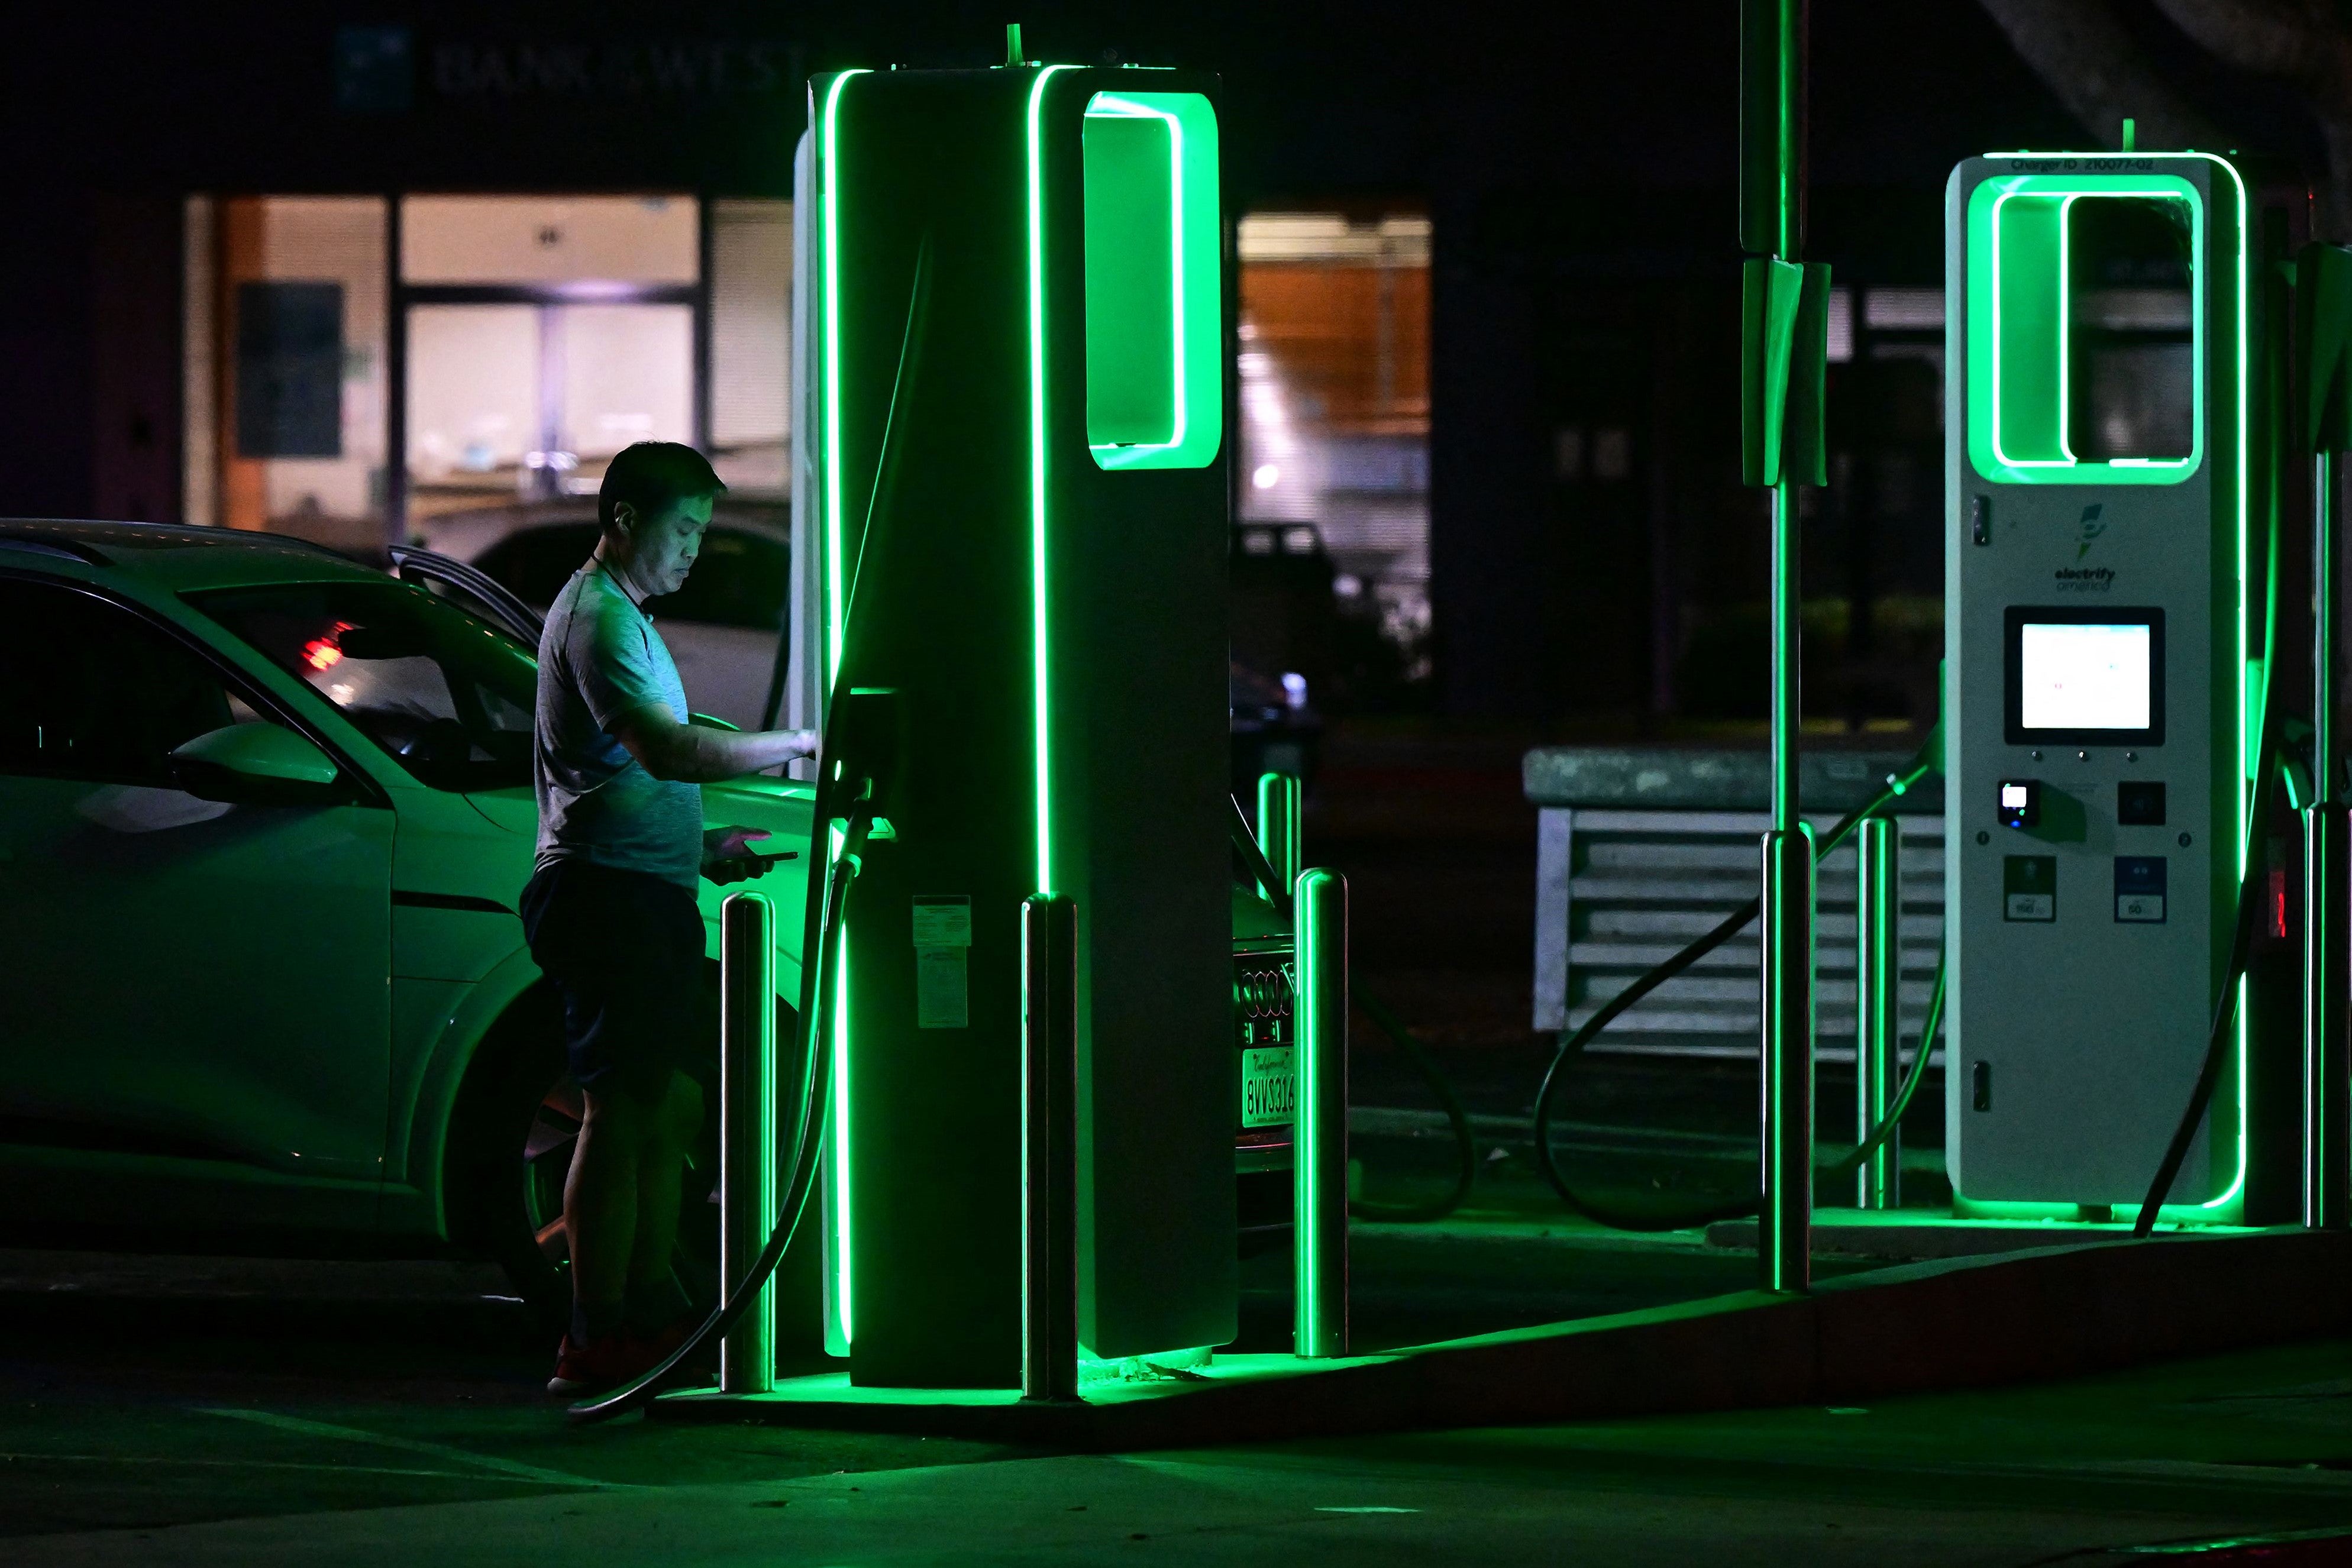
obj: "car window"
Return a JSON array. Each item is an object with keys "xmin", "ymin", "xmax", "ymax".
[
  {"xmin": 190, "ymin": 580, "xmax": 538, "ymax": 793},
  {"xmin": 473, "ymin": 523, "xmax": 600, "ymax": 608},
  {"xmin": 647, "ymin": 528, "xmax": 789, "ymax": 631},
  {"xmin": 473, "ymin": 522, "xmax": 787, "ymax": 631},
  {"xmin": 0, "ymin": 577, "xmax": 272, "ymax": 786},
  {"xmin": 401, "ymin": 568, "xmax": 540, "ymax": 645}
]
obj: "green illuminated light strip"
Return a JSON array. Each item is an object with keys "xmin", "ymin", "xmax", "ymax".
[
  {"xmin": 1026, "ymin": 63, "xmax": 1076, "ymax": 895},
  {"xmin": 820, "ymin": 69, "xmax": 870, "ymax": 687},
  {"xmin": 1980, "ymin": 181, "xmax": 2202, "ymax": 476},
  {"xmin": 2198, "ymin": 150, "xmax": 2252, "ymax": 1215},
  {"xmin": 2057, "ymin": 195, "xmax": 2075, "ymax": 464},
  {"xmin": 1085, "ymin": 93, "xmax": 1186, "ymax": 457},
  {"xmin": 815, "ymin": 70, "xmax": 868, "ymax": 1354},
  {"xmin": 832, "ymin": 917, "xmax": 853, "ymax": 1342}
]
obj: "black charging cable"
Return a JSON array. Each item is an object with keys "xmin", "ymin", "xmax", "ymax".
[
  {"xmin": 1529, "ymin": 745, "xmax": 1943, "ymax": 1231},
  {"xmin": 567, "ymin": 788, "xmax": 875, "ymax": 1424},
  {"xmin": 2131, "ymin": 707, "xmax": 2282, "ymax": 1237}
]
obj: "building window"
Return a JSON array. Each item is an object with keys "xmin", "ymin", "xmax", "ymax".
[
  {"xmin": 184, "ymin": 193, "xmax": 794, "ymax": 551},
  {"xmin": 1236, "ymin": 212, "xmax": 1432, "ymax": 677},
  {"xmin": 184, "ymin": 196, "xmax": 390, "ymax": 550},
  {"xmin": 708, "ymin": 199, "xmax": 793, "ymax": 496}
]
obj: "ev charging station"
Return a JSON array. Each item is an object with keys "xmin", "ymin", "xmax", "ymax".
[
  {"xmin": 568, "ymin": 6, "xmax": 2352, "ymax": 1447},
  {"xmin": 1946, "ymin": 153, "xmax": 2257, "ymax": 1217},
  {"xmin": 796, "ymin": 55, "xmax": 1242, "ymax": 1388}
]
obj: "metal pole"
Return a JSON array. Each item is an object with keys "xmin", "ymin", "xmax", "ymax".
[
  {"xmin": 1021, "ymin": 894, "xmax": 1079, "ymax": 1401},
  {"xmin": 719, "ymin": 891, "xmax": 777, "ymax": 1395},
  {"xmin": 1759, "ymin": 825, "xmax": 1814, "ymax": 1285},
  {"xmin": 1294, "ymin": 868, "xmax": 1349, "ymax": 1359},
  {"xmin": 1760, "ymin": 465, "xmax": 1813, "ymax": 1285},
  {"xmin": 2310, "ymin": 449, "xmax": 2351, "ymax": 1228},
  {"xmin": 1744, "ymin": 0, "xmax": 1813, "ymax": 1294},
  {"xmin": 1257, "ymin": 771, "xmax": 1303, "ymax": 893},
  {"xmin": 1855, "ymin": 816, "xmax": 1899, "ymax": 1210}
]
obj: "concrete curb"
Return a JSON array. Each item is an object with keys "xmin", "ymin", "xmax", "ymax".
[{"xmin": 650, "ymin": 1229, "xmax": 2352, "ymax": 1447}]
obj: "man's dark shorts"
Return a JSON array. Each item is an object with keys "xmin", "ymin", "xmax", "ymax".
[{"xmin": 520, "ymin": 859, "xmax": 705, "ymax": 1104}]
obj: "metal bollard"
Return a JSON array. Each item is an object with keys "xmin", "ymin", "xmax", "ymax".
[
  {"xmin": 719, "ymin": 891, "xmax": 777, "ymax": 1394},
  {"xmin": 1258, "ymin": 771, "xmax": 1303, "ymax": 892},
  {"xmin": 1758, "ymin": 826, "xmax": 1814, "ymax": 1292},
  {"xmin": 1854, "ymin": 816, "xmax": 1900, "ymax": 1210},
  {"xmin": 1294, "ymin": 868, "xmax": 1350, "ymax": 1358},
  {"xmin": 2311, "ymin": 443, "xmax": 2350, "ymax": 1230},
  {"xmin": 1021, "ymin": 894, "xmax": 1079, "ymax": 1401},
  {"xmin": 2308, "ymin": 803, "xmax": 2351, "ymax": 1228}
]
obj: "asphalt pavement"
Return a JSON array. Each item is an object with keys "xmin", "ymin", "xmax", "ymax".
[
  {"xmin": 7, "ymin": 726, "xmax": 2314, "ymax": 1560},
  {"xmin": 2, "ymin": 1240, "xmax": 2350, "ymax": 1564}
]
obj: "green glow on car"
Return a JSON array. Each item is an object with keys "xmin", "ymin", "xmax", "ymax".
[{"xmin": 1026, "ymin": 63, "xmax": 1075, "ymax": 894}]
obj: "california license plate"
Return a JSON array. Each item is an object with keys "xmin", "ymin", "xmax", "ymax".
[{"xmin": 1241, "ymin": 1045, "xmax": 1296, "ymax": 1129}]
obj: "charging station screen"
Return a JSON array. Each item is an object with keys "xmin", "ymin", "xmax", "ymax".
[
  {"xmin": 2020, "ymin": 623, "xmax": 2151, "ymax": 729},
  {"xmin": 2004, "ymin": 608, "xmax": 2164, "ymax": 745}
]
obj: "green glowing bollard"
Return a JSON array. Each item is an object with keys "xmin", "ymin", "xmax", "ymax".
[
  {"xmin": 1293, "ymin": 868, "xmax": 1349, "ymax": 1359},
  {"xmin": 1257, "ymin": 771, "xmax": 1301, "ymax": 893}
]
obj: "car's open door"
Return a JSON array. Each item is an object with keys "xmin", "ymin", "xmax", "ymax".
[{"xmin": 387, "ymin": 546, "xmax": 544, "ymax": 645}]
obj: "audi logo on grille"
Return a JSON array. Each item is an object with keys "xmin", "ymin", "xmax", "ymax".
[{"xmin": 1233, "ymin": 965, "xmax": 1294, "ymax": 1019}]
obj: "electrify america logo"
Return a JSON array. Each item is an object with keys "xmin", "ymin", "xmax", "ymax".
[{"xmin": 2055, "ymin": 505, "xmax": 2115, "ymax": 591}]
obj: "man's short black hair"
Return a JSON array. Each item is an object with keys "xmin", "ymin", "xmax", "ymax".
[{"xmin": 599, "ymin": 441, "xmax": 726, "ymax": 534}]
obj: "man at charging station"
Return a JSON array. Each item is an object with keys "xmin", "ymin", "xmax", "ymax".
[{"xmin": 519, "ymin": 440, "xmax": 817, "ymax": 1395}]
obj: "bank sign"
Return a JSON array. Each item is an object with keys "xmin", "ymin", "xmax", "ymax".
[{"xmin": 335, "ymin": 25, "xmax": 801, "ymax": 115}]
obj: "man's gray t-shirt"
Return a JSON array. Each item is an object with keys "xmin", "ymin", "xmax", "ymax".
[{"xmin": 533, "ymin": 564, "xmax": 703, "ymax": 890}]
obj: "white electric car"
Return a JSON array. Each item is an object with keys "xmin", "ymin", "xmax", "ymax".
[{"xmin": 0, "ymin": 519, "xmax": 815, "ymax": 1318}]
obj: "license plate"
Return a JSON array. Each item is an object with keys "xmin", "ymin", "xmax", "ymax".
[{"xmin": 1241, "ymin": 1046, "xmax": 1296, "ymax": 1129}]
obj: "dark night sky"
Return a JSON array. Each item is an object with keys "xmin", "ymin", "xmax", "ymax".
[
  {"xmin": 0, "ymin": 0, "xmax": 2312, "ymax": 528},
  {"xmin": 1, "ymin": 2, "xmax": 2076, "ymax": 205}
]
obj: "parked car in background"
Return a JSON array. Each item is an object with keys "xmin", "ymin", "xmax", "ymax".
[
  {"xmin": 1230, "ymin": 661, "xmax": 1323, "ymax": 801},
  {"xmin": 412, "ymin": 499, "xmax": 791, "ymax": 730}
]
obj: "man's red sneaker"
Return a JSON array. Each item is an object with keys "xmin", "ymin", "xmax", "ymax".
[{"xmin": 546, "ymin": 1333, "xmax": 652, "ymax": 1397}]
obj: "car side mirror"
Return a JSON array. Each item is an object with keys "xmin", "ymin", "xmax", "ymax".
[{"xmin": 169, "ymin": 722, "xmax": 348, "ymax": 806}]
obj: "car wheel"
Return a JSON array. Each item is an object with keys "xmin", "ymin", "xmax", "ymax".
[{"xmin": 451, "ymin": 1001, "xmax": 727, "ymax": 1332}]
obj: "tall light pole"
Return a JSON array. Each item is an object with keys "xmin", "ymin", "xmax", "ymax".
[{"xmin": 1740, "ymin": 0, "xmax": 1828, "ymax": 1293}]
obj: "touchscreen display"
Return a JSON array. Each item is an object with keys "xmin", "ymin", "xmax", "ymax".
[{"xmin": 2017, "ymin": 621, "xmax": 2153, "ymax": 732}]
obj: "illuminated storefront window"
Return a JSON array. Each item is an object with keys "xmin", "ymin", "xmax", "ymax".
[
  {"xmin": 183, "ymin": 193, "xmax": 793, "ymax": 550},
  {"xmin": 1236, "ymin": 213, "xmax": 1431, "ymax": 675}
]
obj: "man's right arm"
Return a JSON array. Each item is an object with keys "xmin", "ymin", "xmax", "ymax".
[{"xmin": 608, "ymin": 707, "xmax": 816, "ymax": 783}]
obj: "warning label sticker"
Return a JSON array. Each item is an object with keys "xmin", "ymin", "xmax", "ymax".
[
  {"xmin": 912, "ymin": 895, "xmax": 973, "ymax": 948},
  {"xmin": 913, "ymin": 895, "xmax": 972, "ymax": 1029},
  {"xmin": 916, "ymin": 946, "xmax": 969, "ymax": 1030}
]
